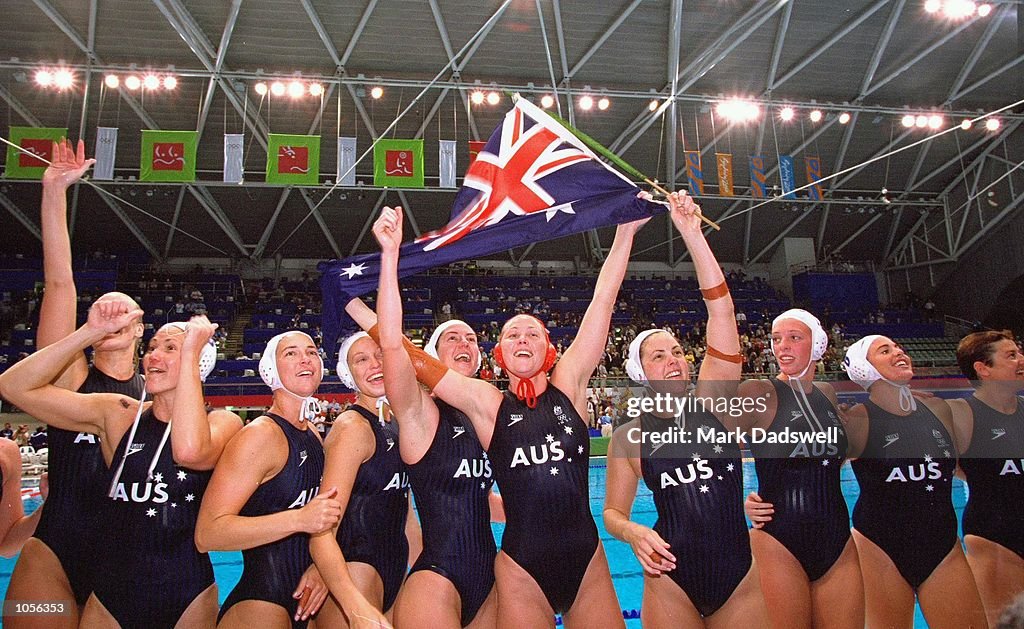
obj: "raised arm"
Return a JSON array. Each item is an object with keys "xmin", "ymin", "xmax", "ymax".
[
  {"xmin": 374, "ymin": 207, "xmax": 438, "ymax": 463},
  {"xmin": 169, "ymin": 317, "xmax": 242, "ymax": 470},
  {"xmin": 0, "ymin": 296, "xmax": 141, "ymax": 436},
  {"xmin": 196, "ymin": 421, "xmax": 341, "ymax": 552},
  {"xmin": 344, "ymin": 297, "xmax": 378, "ymax": 332},
  {"xmin": 668, "ymin": 191, "xmax": 740, "ymax": 383},
  {"xmin": 555, "ymin": 216, "xmax": 650, "ymax": 406},
  {"xmin": 37, "ymin": 140, "xmax": 95, "ymax": 389},
  {"xmin": 0, "ymin": 440, "xmax": 42, "ymax": 557}
]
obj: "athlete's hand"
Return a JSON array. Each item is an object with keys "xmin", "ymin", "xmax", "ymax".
[
  {"xmin": 86, "ymin": 295, "xmax": 143, "ymax": 336},
  {"xmin": 296, "ymin": 486, "xmax": 342, "ymax": 534},
  {"xmin": 667, "ymin": 190, "xmax": 704, "ymax": 237},
  {"xmin": 626, "ymin": 522, "xmax": 676, "ymax": 576},
  {"xmin": 745, "ymin": 491, "xmax": 774, "ymax": 528},
  {"xmin": 41, "ymin": 139, "xmax": 94, "ymax": 191},
  {"xmin": 293, "ymin": 564, "xmax": 328, "ymax": 621},
  {"xmin": 616, "ymin": 198, "xmax": 653, "ymax": 238},
  {"xmin": 180, "ymin": 315, "xmax": 218, "ymax": 354},
  {"xmin": 372, "ymin": 206, "xmax": 403, "ymax": 254}
]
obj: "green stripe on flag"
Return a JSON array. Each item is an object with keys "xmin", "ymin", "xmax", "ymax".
[
  {"xmin": 266, "ymin": 134, "xmax": 321, "ymax": 185},
  {"xmin": 373, "ymin": 139, "xmax": 424, "ymax": 188},
  {"xmin": 4, "ymin": 127, "xmax": 67, "ymax": 179},
  {"xmin": 140, "ymin": 130, "xmax": 198, "ymax": 182}
]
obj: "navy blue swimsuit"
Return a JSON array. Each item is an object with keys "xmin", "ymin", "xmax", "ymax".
[
  {"xmin": 751, "ymin": 379, "xmax": 850, "ymax": 581},
  {"xmin": 488, "ymin": 386, "xmax": 596, "ymax": 614},
  {"xmin": 335, "ymin": 405, "xmax": 409, "ymax": 612},
  {"xmin": 408, "ymin": 400, "xmax": 496, "ymax": 626},
  {"xmin": 93, "ymin": 408, "xmax": 214, "ymax": 629},
  {"xmin": 34, "ymin": 366, "xmax": 144, "ymax": 605},
  {"xmin": 852, "ymin": 401, "xmax": 958, "ymax": 588},
  {"xmin": 960, "ymin": 395, "xmax": 1024, "ymax": 559},
  {"xmin": 219, "ymin": 413, "xmax": 325, "ymax": 628},
  {"xmin": 640, "ymin": 407, "xmax": 751, "ymax": 617}
]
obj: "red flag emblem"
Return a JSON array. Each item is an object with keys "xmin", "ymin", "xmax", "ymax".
[
  {"xmin": 152, "ymin": 142, "xmax": 186, "ymax": 171},
  {"xmin": 19, "ymin": 138, "xmax": 52, "ymax": 168},
  {"xmin": 385, "ymin": 150, "xmax": 415, "ymax": 177},
  {"xmin": 278, "ymin": 146, "xmax": 309, "ymax": 174}
]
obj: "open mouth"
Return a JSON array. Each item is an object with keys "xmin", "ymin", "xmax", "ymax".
[
  {"xmin": 665, "ymin": 370, "xmax": 683, "ymax": 379},
  {"xmin": 297, "ymin": 370, "xmax": 314, "ymax": 377},
  {"xmin": 454, "ymin": 353, "xmax": 472, "ymax": 363},
  {"xmin": 147, "ymin": 367, "xmax": 166, "ymax": 375},
  {"xmin": 367, "ymin": 373, "xmax": 384, "ymax": 383},
  {"xmin": 894, "ymin": 358, "xmax": 909, "ymax": 368},
  {"xmin": 514, "ymin": 350, "xmax": 532, "ymax": 358}
]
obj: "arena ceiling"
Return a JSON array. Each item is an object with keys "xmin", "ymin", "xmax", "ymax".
[{"xmin": 0, "ymin": 0, "xmax": 1022, "ymax": 272}]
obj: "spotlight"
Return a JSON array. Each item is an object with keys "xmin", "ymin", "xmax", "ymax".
[
  {"xmin": 486, "ymin": 91, "xmax": 500, "ymax": 105},
  {"xmin": 597, "ymin": 97, "xmax": 610, "ymax": 111},
  {"xmin": 288, "ymin": 81, "xmax": 304, "ymax": 98},
  {"xmin": 779, "ymin": 106, "xmax": 795, "ymax": 121},
  {"xmin": 104, "ymin": 74, "xmax": 120, "ymax": 89},
  {"xmin": 370, "ymin": 86, "xmax": 384, "ymax": 99},
  {"xmin": 809, "ymin": 109, "xmax": 822, "ymax": 122},
  {"xmin": 985, "ymin": 118, "xmax": 1000, "ymax": 131},
  {"xmin": 716, "ymin": 98, "xmax": 759, "ymax": 122},
  {"xmin": 54, "ymin": 69, "xmax": 74, "ymax": 90},
  {"xmin": 470, "ymin": 90, "xmax": 484, "ymax": 105},
  {"xmin": 579, "ymin": 95, "xmax": 594, "ymax": 110},
  {"xmin": 648, "ymin": 99, "xmax": 659, "ymax": 112},
  {"xmin": 959, "ymin": 118, "xmax": 972, "ymax": 130},
  {"xmin": 143, "ymin": 75, "xmax": 160, "ymax": 90},
  {"xmin": 915, "ymin": 115, "xmax": 928, "ymax": 128},
  {"xmin": 124, "ymin": 75, "xmax": 141, "ymax": 90},
  {"xmin": 308, "ymin": 83, "xmax": 323, "ymax": 96},
  {"xmin": 270, "ymin": 81, "xmax": 285, "ymax": 96},
  {"xmin": 35, "ymin": 70, "xmax": 53, "ymax": 87},
  {"xmin": 977, "ymin": 3, "xmax": 991, "ymax": 17},
  {"xmin": 838, "ymin": 112, "xmax": 851, "ymax": 124},
  {"xmin": 254, "ymin": 82, "xmax": 268, "ymax": 96},
  {"xmin": 902, "ymin": 114, "xmax": 916, "ymax": 127},
  {"xmin": 540, "ymin": 94, "xmax": 554, "ymax": 108},
  {"xmin": 162, "ymin": 76, "xmax": 177, "ymax": 90},
  {"xmin": 927, "ymin": 114, "xmax": 943, "ymax": 129},
  {"xmin": 924, "ymin": 0, "xmax": 941, "ymax": 12},
  {"xmin": 943, "ymin": 0, "xmax": 976, "ymax": 17}
]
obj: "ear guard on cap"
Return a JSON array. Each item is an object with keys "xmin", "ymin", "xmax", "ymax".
[
  {"xmin": 259, "ymin": 331, "xmax": 324, "ymax": 390},
  {"xmin": 336, "ymin": 331, "xmax": 371, "ymax": 391},
  {"xmin": 625, "ymin": 329, "xmax": 669, "ymax": 384},
  {"xmin": 771, "ymin": 308, "xmax": 829, "ymax": 362},
  {"xmin": 426, "ymin": 320, "xmax": 482, "ymax": 373},
  {"xmin": 493, "ymin": 341, "xmax": 557, "ymax": 373},
  {"xmin": 164, "ymin": 322, "xmax": 218, "ymax": 382}
]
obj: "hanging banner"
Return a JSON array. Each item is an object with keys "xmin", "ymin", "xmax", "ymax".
[
  {"xmin": 337, "ymin": 136, "xmax": 356, "ymax": 186},
  {"xmin": 805, "ymin": 156, "xmax": 824, "ymax": 201},
  {"xmin": 684, "ymin": 150, "xmax": 704, "ymax": 195},
  {"xmin": 373, "ymin": 139, "xmax": 424, "ymax": 188},
  {"xmin": 779, "ymin": 154, "xmax": 796, "ymax": 199},
  {"xmin": 266, "ymin": 134, "xmax": 321, "ymax": 185},
  {"xmin": 439, "ymin": 139, "xmax": 457, "ymax": 188},
  {"xmin": 223, "ymin": 133, "xmax": 244, "ymax": 183},
  {"xmin": 749, "ymin": 155, "xmax": 767, "ymax": 198},
  {"xmin": 140, "ymin": 130, "xmax": 198, "ymax": 182},
  {"xmin": 93, "ymin": 127, "xmax": 118, "ymax": 181},
  {"xmin": 4, "ymin": 127, "xmax": 67, "ymax": 179},
  {"xmin": 716, "ymin": 153, "xmax": 734, "ymax": 197}
]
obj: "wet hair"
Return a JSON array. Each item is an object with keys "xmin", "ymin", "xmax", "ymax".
[{"xmin": 957, "ymin": 330, "xmax": 1015, "ymax": 381}]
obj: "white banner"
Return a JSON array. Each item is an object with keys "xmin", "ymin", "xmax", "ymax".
[
  {"xmin": 439, "ymin": 139, "xmax": 456, "ymax": 188},
  {"xmin": 93, "ymin": 127, "xmax": 118, "ymax": 180},
  {"xmin": 337, "ymin": 136, "xmax": 356, "ymax": 186},
  {"xmin": 223, "ymin": 134, "xmax": 244, "ymax": 183}
]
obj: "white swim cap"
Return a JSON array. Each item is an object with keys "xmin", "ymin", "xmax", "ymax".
[
  {"xmin": 425, "ymin": 320, "xmax": 481, "ymax": 373},
  {"xmin": 625, "ymin": 329, "xmax": 674, "ymax": 384},
  {"xmin": 259, "ymin": 331, "xmax": 324, "ymax": 391},
  {"xmin": 336, "ymin": 331, "xmax": 371, "ymax": 391},
  {"xmin": 162, "ymin": 322, "xmax": 217, "ymax": 382},
  {"xmin": 772, "ymin": 309, "xmax": 828, "ymax": 379},
  {"xmin": 843, "ymin": 334, "xmax": 916, "ymax": 411}
]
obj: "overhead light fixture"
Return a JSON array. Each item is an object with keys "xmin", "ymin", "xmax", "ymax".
[
  {"xmin": 162, "ymin": 76, "xmax": 177, "ymax": 90},
  {"xmin": 254, "ymin": 82, "xmax": 268, "ymax": 96},
  {"xmin": 143, "ymin": 75, "xmax": 160, "ymax": 90},
  {"xmin": 985, "ymin": 118, "xmax": 1000, "ymax": 131},
  {"xmin": 124, "ymin": 75, "xmax": 141, "ymax": 90},
  {"xmin": 924, "ymin": 0, "xmax": 941, "ymax": 12},
  {"xmin": 540, "ymin": 94, "xmax": 554, "ymax": 108},
  {"xmin": 288, "ymin": 81, "xmax": 305, "ymax": 98},
  {"xmin": 915, "ymin": 115, "xmax": 928, "ymax": 128},
  {"xmin": 648, "ymin": 99, "xmax": 659, "ymax": 112},
  {"xmin": 486, "ymin": 91, "xmax": 500, "ymax": 105},
  {"xmin": 579, "ymin": 95, "xmax": 594, "ymax": 111},
  {"xmin": 927, "ymin": 114, "xmax": 943, "ymax": 129},
  {"xmin": 902, "ymin": 114, "xmax": 916, "ymax": 127},
  {"xmin": 597, "ymin": 97, "xmax": 610, "ymax": 110},
  {"xmin": 34, "ymin": 70, "xmax": 53, "ymax": 87},
  {"xmin": 716, "ymin": 97, "xmax": 759, "ymax": 123},
  {"xmin": 470, "ymin": 90, "xmax": 484, "ymax": 105},
  {"xmin": 308, "ymin": 83, "xmax": 323, "ymax": 96},
  {"xmin": 838, "ymin": 112, "xmax": 851, "ymax": 124},
  {"xmin": 779, "ymin": 106, "xmax": 795, "ymax": 121},
  {"xmin": 370, "ymin": 86, "xmax": 384, "ymax": 99},
  {"xmin": 977, "ymin": 3, "xmax": 991, "ymax": 16},
  {"xmin": 959, "ymin": 118, "xmax": 972, "ymax": 130},
  {"xmin": 270, "ymin": 81, "xmax": 285, "ymax": 96},
  {"xmin": 53, "ymin": 69, "xmax": 74, "ymax": 90},
  {"xmin": 809, "ymin": 109, "xmax": 822, "ymax": 122},
  {"xmin": 104, "ymin": 74, "xmax": 120, "ymax": 89}
]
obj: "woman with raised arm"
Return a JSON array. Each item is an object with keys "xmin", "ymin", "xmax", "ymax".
[
  {"xmin": 842, "ymin": 335, "xmax": 986, "ymax": 629},
  {"xmin": 0, "ymin": 298, "xmax": 241, "ymax": 629},
  {"xmin": 602, "ymin": 192, "xmax": 768, "ymax": 629},
  {"xmin": 6, "ymin": 140, "xmax": 146, "ymax": 629},
  {"xmin": 356, "ymin": 203, "xmax": 650, "ymax": 628},
  {"xmin": 739, "ymin": 309, "xmax": 863, "ymax": 629},
  {"xmin": 310, "ymin": 329, "xmax": 411, "ymax": 629},
  {"xmin": 950, "ymin": 331, "xmax": 1024, "ymax": 627},
  {"xmin": 361, "ymin": 206, "xmax": 500, "ymax": 628},
  {"xmin": 196, "ymin": 330, "xmax": 340, "ymax": 628}
]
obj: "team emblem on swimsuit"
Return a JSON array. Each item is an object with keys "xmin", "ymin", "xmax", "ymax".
[{"xmin": 991, "ymin": 428, "xmax": 1006, "ymax": 440}]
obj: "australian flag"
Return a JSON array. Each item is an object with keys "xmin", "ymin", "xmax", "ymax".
[{"xmin": 318, "ymin": 96, "xmax": 663, "ymax": 360}]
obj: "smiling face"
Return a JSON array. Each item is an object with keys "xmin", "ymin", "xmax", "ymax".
[
  {"xmin": 346, "ymin": 335, "xmax": 385, "ymax": 397},
  {"xmin": 435, "ymin": 322, "xmax": 480, "ymax": 377},
  {"xmin": 274, "ymin": 332, "xmax": 323, "ymax": 397},
  {"xmin": 639, "ymin": 331, "xmax": 690, "ymax": 395},
  {"xmin": 867, "ymin": 336, "xmax": 914, "ymax": 384},
  {"xmin": 499, "ymin": 315, "xmax": 550, "ymax": 378},
  {"xmin": 772, "ymin": 318, "xmax": 814, "ymax": 378},
  {"xmin": 142, "ymin": 325, "xmax": 185, "ymax": 395},
  {"xmin": 976, "ymin": 339, "xmax": 1024, "ymax": 388}
]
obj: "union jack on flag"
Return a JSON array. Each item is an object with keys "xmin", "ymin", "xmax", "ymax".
[{"xmin": 319, "ymin": 97, "xmax": 662, "ymax": 360}]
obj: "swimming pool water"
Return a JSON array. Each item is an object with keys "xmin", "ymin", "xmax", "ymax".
[{"xmin": 2, "ymin": 460, "xmax": 965, "ymax": 627}]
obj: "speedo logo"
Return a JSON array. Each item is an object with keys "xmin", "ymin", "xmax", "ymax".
[{"xmin": 883, "ymin": 433, "xmax": 900, "ymax": 448}]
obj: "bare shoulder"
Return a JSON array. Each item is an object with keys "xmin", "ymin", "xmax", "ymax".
[
  {"xmin": 738, "ymin": 378, "xmax": 773, "ymax": 397},
  {"xmin": 922, "ymin": 395, "xmax": 952, "ymax": 420},
  {"xmin": 325, "ymin": 410, "xmax": 375, "ymax": 449}
]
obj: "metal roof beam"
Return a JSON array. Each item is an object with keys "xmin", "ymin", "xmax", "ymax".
[
  {"xmin": 0, "ymin": 83, "xmax": 41, "ymax": 126},
  {"xmin": 254, "ymin": 189, "xmax": 292, "ymax": 260},
  {"xmin": 0, "ymin": 192, "xmax": 42, "ymax": 241},
  {"xmin": 949, "ymin": 53, "xmax": 1024, "ymax": 104},
  {"xmin": 29, "ymin": 0, "xmax": 93, "ymax": 60},
  {"xmin": 163, "ymin": 187, "xmax": 187, "ymax": 258},
  {"xmin": 299, "ymin": 189, "xmax": 343, "ymax": 258},
  {"xmin": 859, "ymin": 0, "xmax": 906, "ymax": 96},
  {"xmin": 944, "ymin": 4, "xmax": 1007, "ymax": 103},
  {"xmin": 566, "ymin": 0, "xmax": 643, "ymax": 80},
  {"xmin": 340, "ymin": 0, "xmax": 379, "ymax": 69}
]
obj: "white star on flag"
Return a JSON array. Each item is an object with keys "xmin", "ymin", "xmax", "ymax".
[
  {"xmin": 146, "ymin": 508, "xmax": 157, "ymax": 517},
  {"xmin": 550, "ymin": 467, "xmax": 559, "ymax": 476},
  {"xmin": 544, "ymin": 203, "xmax": 575, "ymax": 222},
  {"xmin": 545, "ymin": 434, "xmax": 554, "ymax": 443},
  {"xmin": 185, "ymin": 493, "xmax": 195, "ymax": 501},
  {"xmin": 177, "ymin": 470, "xmax": 188, "ymax": 481},
  {"xmin": 341, "ymin": 262, "xmax": 367, "ymax": 279},
  {"xmin": 153, "ymin": 473, "xmax": 163, "ymax": 482}
]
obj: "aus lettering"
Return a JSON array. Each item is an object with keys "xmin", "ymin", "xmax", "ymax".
[
  {"xmin": 999, "ymin": 459, "xmax": 1024, "ymax": 476},
  {"xmin": 660, "ymin": 459, "xmax": 714, "ymax": 488},
  {"xmin": 885, "ymin": 461, "xmax": 942, "ymax": 483},
  {"xmin": 288, "ymin": 486, "xmax": 321, "ymax": 509},
  {"xmin": 789, "ymin": 442, "xmax": 839, "ymax": 458},
  {"xmin": 510, "ymin": 441, "xmax": 564, "ymax": 468},
  {"xmin": 74, "ymin": 432, "xmax": 98, "ymax": 445},
  {"xmin": 112, "ymin": 481, "xmax": 169, "ymax": 504},
  {"xmin": 383, "ymin": 472, "xmax": 410, "ymax": 491},
  {"xmin": 453, "ymin": 457, "xmax": 492, "ymax": 479}
]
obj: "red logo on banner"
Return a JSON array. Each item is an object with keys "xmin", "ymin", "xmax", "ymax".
[
  {"xmin": 152, "ymin": 143, "xmax": 186, "ymax": 171},
  {"xmin": 385, "ymin": 150, "xmax": 415, "ymax": 177},
  {"xmin": 19, "ymin": 138, "xmax": 52, "ymax": 168},
  {"xmin": 278, "ymin": 146, "xmax": 309, "ymax": 174}
]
